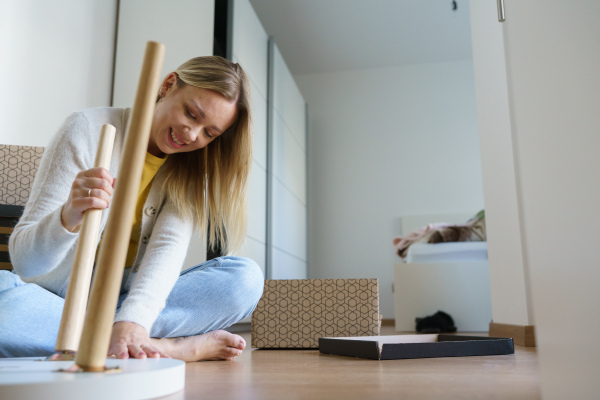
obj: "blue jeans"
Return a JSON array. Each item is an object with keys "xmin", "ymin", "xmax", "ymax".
[{"xmin": 0, "ymin": 256, "xmax": 264, "ymax": 357}]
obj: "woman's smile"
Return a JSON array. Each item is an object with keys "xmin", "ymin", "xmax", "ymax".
[{"xmin": 168, "ymin": 128, "xmax": 186, "ymax": 148}]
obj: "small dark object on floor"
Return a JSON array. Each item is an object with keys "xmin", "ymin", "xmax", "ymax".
[{"xmin": 416, "ymin": 311, "xmax": 457, "ymax": 333}]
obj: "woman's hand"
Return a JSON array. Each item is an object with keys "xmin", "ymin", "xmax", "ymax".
[
  {"xmin": 61, "ymin": 167, "xmax": 114, "ymax": 232},
  {"xmin": 108, "ymin": 321, "xmax": 168, "ymax": 359}
]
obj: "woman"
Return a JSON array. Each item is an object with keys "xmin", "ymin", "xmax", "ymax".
[{"xmin": 0, "ymin": 56, "xmax": 264, "ymax": 361}]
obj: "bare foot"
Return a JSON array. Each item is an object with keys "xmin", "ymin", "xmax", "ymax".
[{"xmin": 150, "ymin": 330, "xmax": 246, "ymax": 362}]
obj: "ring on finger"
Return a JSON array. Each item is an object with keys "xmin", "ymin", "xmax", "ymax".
[{"xmin": 88, "ymin": 188, "xmax": 92, "ymax": 198}]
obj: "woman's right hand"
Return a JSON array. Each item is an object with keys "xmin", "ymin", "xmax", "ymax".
[{"xmin": 61, "ymin": 167, "xmax": 115, "ymax": 232}]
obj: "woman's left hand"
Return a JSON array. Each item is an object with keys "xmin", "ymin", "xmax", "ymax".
[{"xmin": 108, "ymin": 321, "xmax": 168, "ymax": 359}]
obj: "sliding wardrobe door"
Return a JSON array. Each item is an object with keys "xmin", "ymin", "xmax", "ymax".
[
  {"xmin": 230, "ymin": 0, "xmax": 269, "ymax": 275},
  {"xmin": 267, "ymin": 40, "xmax": 308, "ymax": 279}
]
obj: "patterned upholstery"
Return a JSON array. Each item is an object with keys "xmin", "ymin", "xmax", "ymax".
[
  {"xmin": 0, "ymin": 145, "xmax": 45, "ymax": 270},
  {"xmin": 0, "ymin": 145, "xmax": 45, "ymax": 206}
]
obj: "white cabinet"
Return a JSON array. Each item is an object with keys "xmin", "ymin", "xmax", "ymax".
[
  {"xmin": 472, "ymin": 2, "xmax": 600, "ymax": 398},
  {"xmin": 113, "ymin": 0, "xmax": 215, "ymax": 109},
  {"xmin": 113, "ymin": 0, "xmax": 215, "ymax": 270},
  {"xmin": 470, "ymin": 0, "xmax": 532, "ymax": 328}
]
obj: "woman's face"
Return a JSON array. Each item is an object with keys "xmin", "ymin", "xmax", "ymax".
[{"xmin": 148, "ymin": 73, "xmax": 237, "ymax": 157}]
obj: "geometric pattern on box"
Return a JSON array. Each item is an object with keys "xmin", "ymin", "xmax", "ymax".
[
  {"xmin": 251, "ymin": 279, "xmax": 380, "ymax": 349},
  {"xmin": 0, "ymin": 144, "xmax": 45, "ymax": 206}
]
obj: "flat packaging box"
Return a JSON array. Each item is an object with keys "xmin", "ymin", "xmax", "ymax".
[
  {"xmin": 319, "ymin": 334, "xmax": 514, "ymax": 360},
  {"xmin": 252, "ymin": 279, "xmax": 380, "ymax": 349}
]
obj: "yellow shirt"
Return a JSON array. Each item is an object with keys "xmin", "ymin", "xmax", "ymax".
[
  {"xmin": 96, "ymin": 152, "xmax": 167, "ymax": 268},
  {"xmin": 124, "ymin": 152, "xmax": 168, "ymax": 267}
]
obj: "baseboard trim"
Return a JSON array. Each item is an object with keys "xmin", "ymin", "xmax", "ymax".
[
  {"xmin": 226, "ymin": 322, "xmax": 251, "ymax": 333},
  {"xmin": 489, "ymin": 322, "xmax": 536, "ymax": 347}
]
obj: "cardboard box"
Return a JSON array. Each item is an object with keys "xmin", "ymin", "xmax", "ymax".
[
  {"xmin": 252, "ymin": 279, "xmax": 380, "ymax": 349},
  {"xmin": 319, "ymin": 334, "xmax": 514, "ymax": 360}
]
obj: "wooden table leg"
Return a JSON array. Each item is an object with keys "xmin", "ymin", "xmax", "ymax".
[
  {"xmin": 75, "ymin": 41, "xmax": 165, "ymax": 371},
  {"xmin": 53, "ymin": 124, "xmax": 116, "ymax": 357}
]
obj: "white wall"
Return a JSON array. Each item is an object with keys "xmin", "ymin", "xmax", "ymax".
[
  {"xmin": 296, "ymin": 60, "xmax": 484, "ymax": 318},
  {"xmin": 0, "ymin": 0, "xmax": 117, "ymax": 147}
]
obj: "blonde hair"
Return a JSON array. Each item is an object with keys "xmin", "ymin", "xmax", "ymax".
[{"xmin": 161, "ymin": 56, "xmax": 252, "ymax": 254}]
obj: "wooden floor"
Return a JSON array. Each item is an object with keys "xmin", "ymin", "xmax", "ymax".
[{"xmin": 163, "ymin": 327, "xmax": 540, "ymax": 400}]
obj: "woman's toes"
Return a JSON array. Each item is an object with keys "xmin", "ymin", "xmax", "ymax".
[
  {"xmin": 236, "ymin": 338, "xmax": 246, "ymax": 350},
  {"xmin": 229, "ymin": 336, "xmax": 245, "ymax": 350},
  {"xmin": 223, "ymin": 347, "xmax": 242, "ymax": 359},
  {"xmin": 220, "ymin": 331, "xmax": 245, "ymax": 350}
]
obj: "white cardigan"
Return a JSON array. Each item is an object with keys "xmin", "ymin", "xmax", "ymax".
[{"xmin": 9, "ymin": 107, "xmax": 194, "ymax": 333}]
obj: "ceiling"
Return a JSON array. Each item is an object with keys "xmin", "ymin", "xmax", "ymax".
[{"xmin": 248, "ymin": 0, "xmax": 474, "ymax": 76}]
